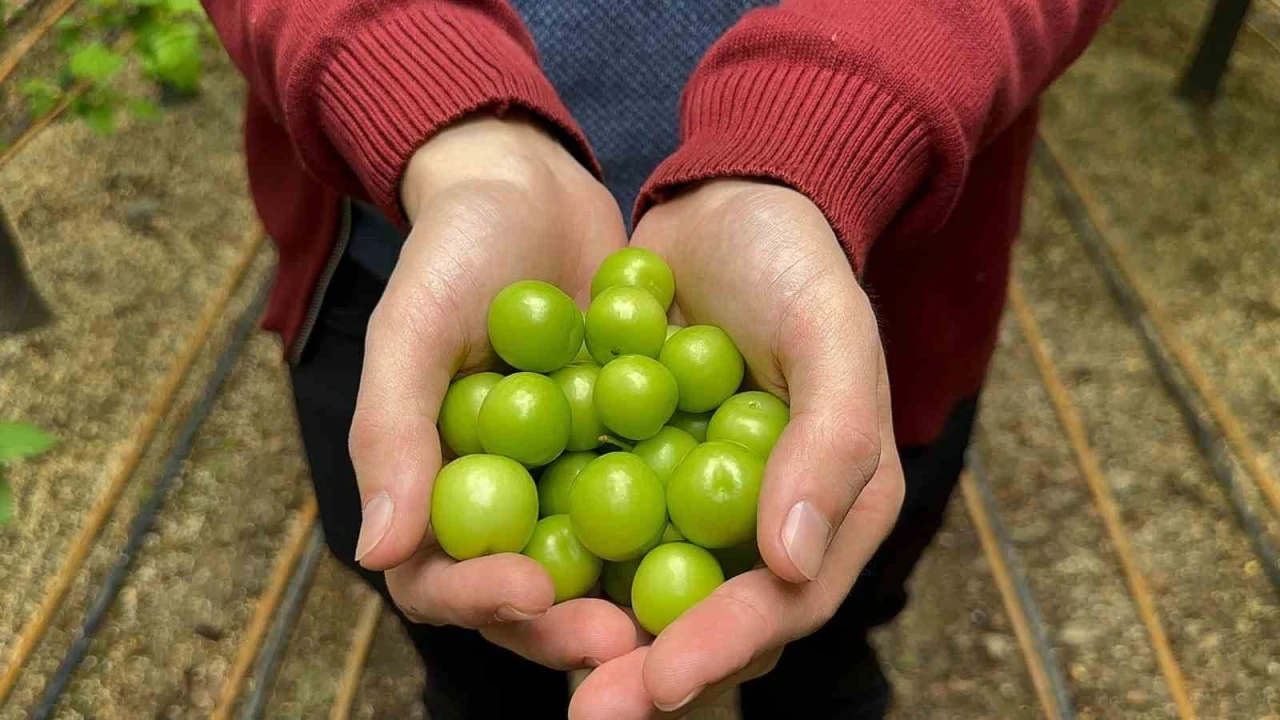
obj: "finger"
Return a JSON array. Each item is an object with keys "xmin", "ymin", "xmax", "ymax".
[
  {"xmin": 677, "ymin": 649, "xmax": 781, "ymax": 715},
  {"xmin": 640, "ymin": 571, "xmax": 796, "ymax": 711},
  {"xmin": 757, "ymin": 279, "xmax": 886, "ymax": 583},
  {"xmin": 570, "ymin": 641, "xmax": 781, "ymax": 719},
  {"xmin": 666, "ymin": 304, "xmax": 687, "ymax": 327},
  {"xmin": 385, "ymin": 550, "xmax": 555, "ymax": 627},
  {"xmin": 349, "ymin": 234, "xmax": 472, "ymax": 570},
  {"xmin": 643, "ymin": 449, "xmax": 904, "ymax": 710},
  {"xmin": 568, "ymin": 647, "xmax": 653, "ymax": 720},
  {"xmin": 481, "ymin": 598, "xmax": 644, "ymax": 670}
]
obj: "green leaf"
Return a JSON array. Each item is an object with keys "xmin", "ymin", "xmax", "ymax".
[
  {"xmin": 125, "ymin": 5, "xmax": 159, "ymax": 30},
  {"xmin": 79, "ymin": 102, "xmax": 118, "ymax": 134},
  {"xmin": 165, "ymin": 0, "xmax": 204, "ymax": 15},
  {"xmin": 138, "ymin": 21, "xmax": 201, "ymax": 92},
  {"xmin": 53, "ymin": 16, "xmax": 83, "ymax": 51},
  {"xmin": 68, "ymin": 42, "xmax": 126, "ymax": 84},
  {"xmin": 0, "ymin": 476, "xmax": 12, "ymax": 526},
  {"xmin": 127, "ymin": 98, "xmax": 160, "ymax": 120},
  {"xmin": 21, "ymin": 79, "xmax": 63, "ymax": 117},
  {"xmin": 101, "ymin": 11, "xmax": 131, "ymax": 30},
  {"xmin": 0, "ymin": 422, "xmax": 55, "ymax": 463}
]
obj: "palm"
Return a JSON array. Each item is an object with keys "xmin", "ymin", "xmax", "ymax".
[
  {"xmin": 349, "ymin": 117, "xmax": 639, "ymax": 674},
  {"xmin": 392, "ymin": 170, "xmax": 625, "ymax": 379},
  {"xmin": 569, "ymin": 180, "xmax": 906, "ymax": 719},
  {"xmin": 632, "ymin": 181, "xmax": 861, "ymax": 400}
]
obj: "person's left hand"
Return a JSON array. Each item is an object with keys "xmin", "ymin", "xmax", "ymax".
[{"xmin": 568, "ymin": 180, "xmax": 907, "ymax": 718}]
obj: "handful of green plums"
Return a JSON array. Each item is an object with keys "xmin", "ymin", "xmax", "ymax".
[{"xmin": 432, "ymin": 247, "xmax": 790, "ymax": 636}]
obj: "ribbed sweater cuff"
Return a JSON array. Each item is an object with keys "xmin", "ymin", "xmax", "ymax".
[
  {"xmin": 637, "ymin": 65, "xmax": 931, "ymax": 272},
  {"xmin": 314, "ymin": 4, "xmax": 595, "ymax": 227}
]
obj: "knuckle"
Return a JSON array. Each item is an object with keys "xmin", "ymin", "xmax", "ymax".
[
  {"xmin": 347, "ymin": 402, "xmax": 393, "ymax": 471},
  {"xmin": 843, "ymin": 422, "xmax": 883, "ymax": 485},
  {"xmin": 386, "ymin": 572, "xmax": 439, "ymax": 626},
  {"xmin": 364, "ymin": 297, "xmax": 394, "ymax": 342},
  {"xmin": 796, "ymin": 408, "xmax": 882, "ymax": 499},
  {"xmin": 391, "ymin": 596, "xmax": 427, "ymax": 624},
  {"xmin": 825, "ymin": 408, "xmax": 883, "ymax": 487},
  {"xmin": 405, "ymin": 280, "xmax": 466, "ymax": 348},
  {"xmin": 719, "ymin": 588, "xmax": 777, "ymax": 643},
  {"xmin": 853, "ymin": 462, "xmax": 907, "ymax": 529},
  {"xmin": 802, "ymin": 576, "xmax": 846, "ymax": 634},
  {"xmin": 772, "ymin": 275, "xmax": 859, "ymax": 369},
  {"xmin": 370, "ymin": 275, "xmax": 466, "ymax": 352}
]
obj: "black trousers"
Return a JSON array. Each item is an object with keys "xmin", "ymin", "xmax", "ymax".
[{"xmin": 289, "ymin": 257, "xmax": 979, "ymax": 720}]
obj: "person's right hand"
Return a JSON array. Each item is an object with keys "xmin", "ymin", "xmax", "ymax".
[{"xmin": 348, "ymin": 114, "xmax": 640, "ymax": 670}]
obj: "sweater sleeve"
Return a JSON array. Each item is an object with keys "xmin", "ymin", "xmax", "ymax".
[
  {"xmin": 202, "ymin": 0, "xmax": 595, "ymax": 226},
  {"xmin": 635, "ymin": 0, "xmax": 1121, "ymax": 271}
]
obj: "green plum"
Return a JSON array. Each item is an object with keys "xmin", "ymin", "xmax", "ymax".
[
  {"xmin": 571, "ymin": 310, "xmax": 595, "ymax": 365},
  {"xmin": 707, "ymin": 391, "xmax": 790, "ymax": 459},
  {"xmin": 631, "ymin": 543, "xmax": 724, "ymax": 635},
  {"xmin": 659, "ymin": 326, "xmax": 745, "ymax": 413},
  {"xmin": 537, "ymin": 451, "xmax": 596, "ymax": 517},
  {"xmin": 568, "ymin": 452, "xmax": 666, "ymax": 561},
  {"xmin": 549, "ymin": 364, "xmax": 606, "ymax": 451},
  {"xmin": 666, "ymin": 440, "xmax": 764, "ymax": 548},
  {"xmin": 521, "ymin": 514, "xmax": 602, "ymax": 603},
  {"xmin": 477, "ymin": 373, "xmax": 570, "ymax": 467},
  {"xmin": 601, "ymin": 522, "xmax": 684, "ymax": 606},
  {"xmin": 601, "ymin": 557, "xmax": 641, "ymax": 606},
  {"xmin": 666, "ymin": 410, "xmax": 712, "ymax": 443},
  {"xmin": 711, "ymin": 542, "xmax": 760, "ymax": 578},
  {"xmin": 487, "ymin": 280, "xmax": 583, "ymax": 372},
  {"xmin": 631, "ymin": 426, "xmax": 697, "ymax": 486},
  {"xmin": 437, "ymin": 372, "xmax": 502, "ymax": 456},
  {"xmin": 593, "ymin": 355, "xmax": 678, "ymax": 441},
  {"xmin": 665, "ymin": 324, "xmax": 682, "ymax": 342},
  {"xmin": 585, "ymin": 286, "xmax": 667, "ymax": 364},
  {"xmin": 661, "ymin": 521, "xmax": 685, "ymax": 544},
  {"xmin": 590, "ymin": 247, "xmax": 676, "ymax": 310},
  {"xmin": 431, "ymin": 454, "xmax": 539, "ymax": 561}
]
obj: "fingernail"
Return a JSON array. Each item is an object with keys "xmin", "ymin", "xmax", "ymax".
[
  {"xmin": 782, "ymin": 500, "xmax": 831, "ymax": 580},
  {"xmin": 654, "ymin": 686, "xmax": 704, "ymax": 713},
  {"xmin": 354, "ymin": 492, "xmax": 394, "ymax": 562},
  {"xmin": 495, "ymin": 604, "xmax": 542, "ymax": 622}
]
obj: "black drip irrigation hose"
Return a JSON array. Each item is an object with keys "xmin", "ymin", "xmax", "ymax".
[
  {"xmin": 28, "ymin": 277, "xmax": 272, "ymax": 720},
  {"xmin": 966, "ymin": 451, "xmax": 1078, "ymax": 720},
  {"xmin": 1033, "ymin": 142, "xmax": 1280, "ymax": 596},
  {"xmin": 1177, "ymin": 0, "xmax": 1253, "ymax": 107},
  {"xmin": 234, "ymin": 527, "xmax": 326, "ymax": 720}
]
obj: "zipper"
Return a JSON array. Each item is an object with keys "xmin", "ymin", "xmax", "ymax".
[{"xmin": 289, "ymin": 198, "xmax": 353, "ymax": 365}]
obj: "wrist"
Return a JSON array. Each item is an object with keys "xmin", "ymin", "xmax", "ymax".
[
  {"xmin": 676, "ymin": 178, "xmax": 803, "ymax": 205},
  {"xmin": 400, "ymin": 113, "xmax": 578, "ymax": 224},
  {"xmin": 664, "ymin": 178, "xmax": 829, "ymax": 233},
  {"xmin": 641, "ymin": 176, "xmax": 856, "ymax": 282}
]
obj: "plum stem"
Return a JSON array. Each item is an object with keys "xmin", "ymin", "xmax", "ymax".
[{"xmin": 598, "ymin": 434, "xmax": 634, "ymax": 452}]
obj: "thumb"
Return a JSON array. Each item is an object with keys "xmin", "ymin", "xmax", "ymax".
[
  {"xmin": 756, "ymin": 280, "xmax": 886, "ymax": 584},
  {"xmin": 348, "ymin": 246, "xmax": 471, "ymax": 571}
]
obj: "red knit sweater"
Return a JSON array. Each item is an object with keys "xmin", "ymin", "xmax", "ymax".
[{"xmin": 204, "ymin": 0, "xmax": 1118, "ymax": 446}]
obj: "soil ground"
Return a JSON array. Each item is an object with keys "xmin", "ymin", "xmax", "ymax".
[{"xmin": 1, "ymin": 0, "xmax": 1276, "ymax": 718}]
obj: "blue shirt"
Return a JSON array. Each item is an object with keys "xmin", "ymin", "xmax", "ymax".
[{"xmin": 347, "ymin": 1, "xmax": 772, "ymax": 280}]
